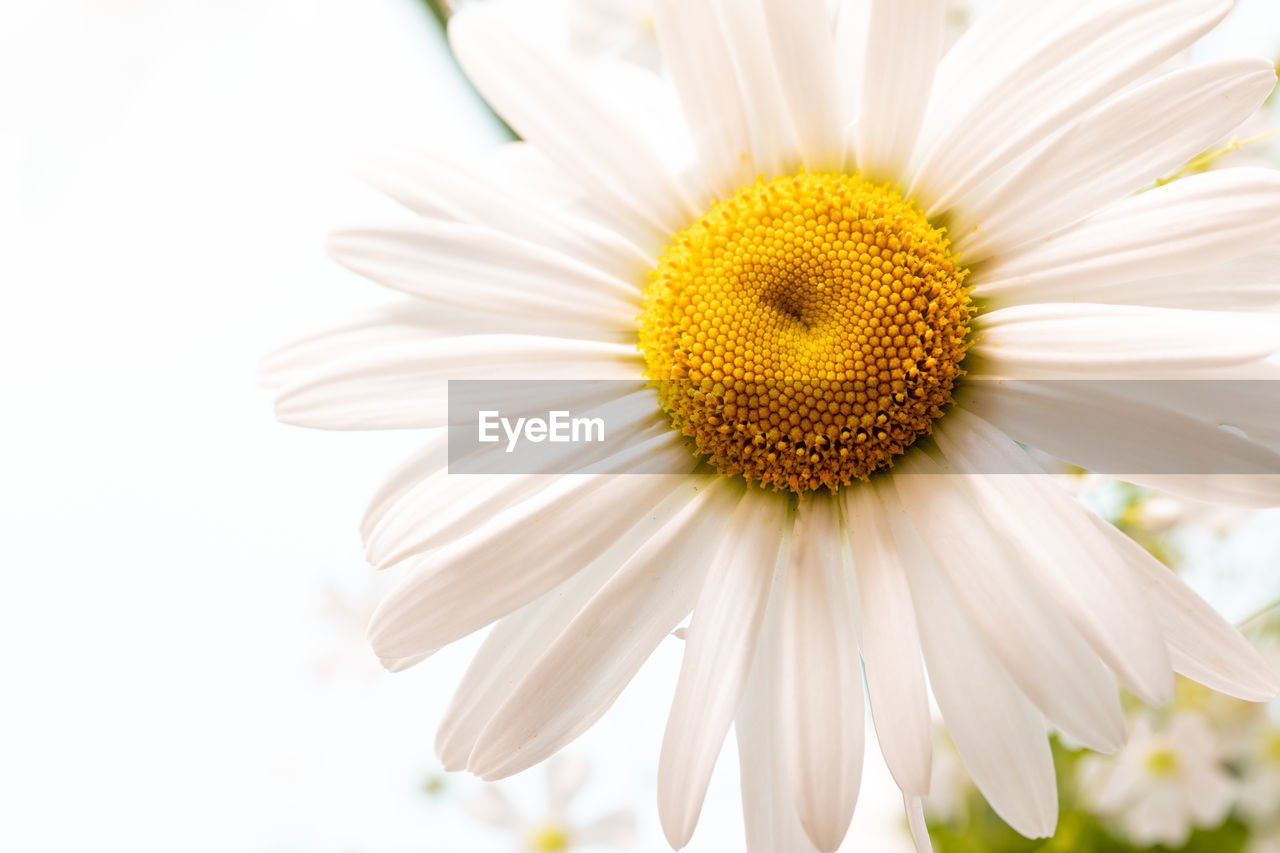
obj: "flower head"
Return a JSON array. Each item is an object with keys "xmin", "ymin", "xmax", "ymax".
[
  {"xmin": 1081, "ymin": 712, "xmax": 1237, "ymax": 848},
  {"xmin": 269, "ymin": 1, "xmax": 1280, "ymax": 850}
]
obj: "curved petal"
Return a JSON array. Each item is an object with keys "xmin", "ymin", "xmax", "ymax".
[
  {"xmin": 709, "ymin": 0, "xmax": 802, "ymax": 179},
  {"xmin": 273, "ymin": 335, "xmax": 644, "ymax": 430},
  {"xmin": 449, "ymin": 5, "xmax": 698, "ymax": 244},
  {"xmin": 360, "ymin": 430, "xmax": 448, "ymax": 543},
  {"xmin": 850, "ymin": 0, "xmax": 945, "ymax": 182},
  {"xmin": 365, "ymin": 390, "xmax": 663, "ymax": 567},
  {"xmin": 652, "ymin": 0, "xmax": 754, "ymax": 199},
  {"xmin": 360, "ymin": 147, "xmax": 655, "ymax": 284},
  {"xmin": 1089, "ymin": 516, "xmax": 1280, "ymax": 702},
  {"xmin": 736, "ymin": 576, "xmax": 821, "ymax": 853},
  {"xmin": 893, "ymin": 454, "xmax": 1127, "ymax": 753},
  {"xmin": 658, "ymin": 490, "xmax": 789, "ymax": 849},
  {"xmin": 781, "ymin": 496, "xmax": 864, "ymax": 852},
  {"xmin": 1065, "ymin": 242, "xmax": 1280, "ymax": 312},
  {"xmin": 433, "ymin": 546, "xmax": 630, "ymax": 770},
  {"xmin": 367, "ymin": 434, "xmax": 699, "ymax": 663},
  {"xmin": 845, "ymin": 483, "xmax": 932, "ymax": 798},
  {"xmin": 761, "ymin": 0, "xmax": 846, "ymax": 172},
  {"xmin": 971, "ymin": 169, "xmax": 1280, "ymax": 304},
  {"xmin": 327, "ymin": 221, "xmax": 641, "ymax": 327},
  {"xmin": 467, "ymin": 479, "xmax": 741, "ymax": 779},
  {"xmin": 910, "ymin": 0, "xmax": 1232, "ymax": 215},
  {"xmin": 881, "ymin": 486, "xmax": 1059, "ymax": 839},
  {"xmin": 953, "ymin": 59, "xmax": 1278, "ymax": 263},
  {"xmin": 961, "ymin": 379, "xmax": 1280, "ymax": 506},
  {"xmin": 933, "ymin": 410, "xmax": 1175, "ymax": 705},
  {"xmin": 972, "ymin": 304, "xmax": 1280, "ymax": 380}
]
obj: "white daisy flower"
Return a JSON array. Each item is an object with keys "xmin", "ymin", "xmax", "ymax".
[
  {"xmin": 1080, "ymin": 712, "xmax": 1236, "ymax": 848},
  {"xmin": 267, "ymin": 1, "xmax": 1280, "ymax": 851},
  {"xmin": 466, "ymin": 755, "xmax": 636, "ymax": 851}
]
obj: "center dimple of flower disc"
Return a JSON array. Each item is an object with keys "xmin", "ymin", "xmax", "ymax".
[{"xmin": 639, "ymin": 173, "xmax": 972, "ymax": 494}]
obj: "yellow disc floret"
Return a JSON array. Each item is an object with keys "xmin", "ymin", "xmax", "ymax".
[{"xmin": 638, "ymin": 172, "xmax": 972, "ymax": 493}]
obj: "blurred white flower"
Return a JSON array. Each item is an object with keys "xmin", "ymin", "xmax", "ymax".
[
  {"xmin": 308, "ymin": 581, "xmax": 386, "ymax": 684},
  {"xmin": 1082, "ymin": 712, "xmax": 1236, "ymax": 848},
  {"xmin": 1250, "ymin": 825, "xmax": 1280, "ymax": 853},
  {"xmin": 1237, "ymin": 720, "xmax": 1280, "ymax": 824},
  {"xmin": 467, "ymin": 756, "xmax": 636, "ymax": 852}
]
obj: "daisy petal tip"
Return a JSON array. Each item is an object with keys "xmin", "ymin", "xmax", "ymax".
[
  {"xmin": 432, "ymin": 736, "xmax": 468, "ymax": 775},
  {"xmin": 657, "ymin": 796, "xmax": 697, "ymax": 852}
]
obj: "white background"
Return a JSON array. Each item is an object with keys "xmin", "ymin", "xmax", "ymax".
[{"xmin": 2, "ymin": 1, "xmax": 1278, "ymax": 851}]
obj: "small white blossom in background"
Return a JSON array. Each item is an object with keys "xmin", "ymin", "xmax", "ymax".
[
  {"xmin": 308, "ymin": 580, "xmax": 389, "ymax": 685},
  {"xmin": 1251, "ymin": 826, "xmax": 1280, "ymax": 853},
  {"xmin": 466, "ymin": 756, "xmax": 636, "ymax": 852},
  {"xmin": 1235, "ymin": 718, "xmax": 1280, "ymax": 825},
  {"xmin": 1080, "ymin": 712, "xmax": 1237, "ymax": 848}
]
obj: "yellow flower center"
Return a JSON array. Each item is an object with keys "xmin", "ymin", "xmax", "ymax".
[
  {"xmin": 1145, "ymin": 747, "xmax": 1182, "ymax": 778},
  {"xmin": 639, "ymin": 172, "xmax": 972, "ymax": 493},
  {"xmin": 528, "ymin": 823, "xmax": 571, "ymax": 852}
]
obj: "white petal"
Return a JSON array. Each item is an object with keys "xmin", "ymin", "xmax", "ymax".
[
  {"xmin": 781, "ymin": 496, "xmax": 864, "ymax": 852},
  {"xmin": 367, "ymin": 437, "xmax": 699, "ymax": 663},
  {"xmin": 652, "ymin": 0, "xmax": 755, "ymax": 199},
  {"xmin": 1090, "ymin": 515, "xmax": 1280, "ymax": 702},
  {"xmin": 1068, "ymin": 242, "xmax": 1280, "ymax": 312},
  {"xmin": 961, "ymin": 379, "xmax": 1280, "ymax": 506},
  {"xmin": 273, "ymin": 335, "xmax": 643, "ymax": 431},
  {"xmin": 851, "ymin": 0, "xmax": 944, "ymax": 182},
  {"xmin": 327, "ymin": 221, "xmax": 640, "ymax": 329},
  {"xmin": 844, "ymin": 484, "xmax": 932, "ymax": 798},
  {"xmin": 972, "ymin": 168, "xmax": 1280, "ymax": 304},
  {"xmin": 972, "ymin": 304, "xmax": 1280, "ymax": 379},
  {"xmin": 933, "ymin": 409, "xmax": 1174, "ymax": 705},
  {"xmin": 881, "ymin": 485, "xmax": 1059, "ymax": 838},
  {"xmin": 359, "ymin": 148, "xmax": 656, "ymax": 284},
  {"xmin": 260, "ymin": 303, "xmax": 446, "ymax": 390},
  {"xmin": 466, "ymin": 479, "xmax": 741, "ymax": 779},
  {"xmin": 360, "ymin": 431, "xmax": 448, "ymax": 544},
  {"xmin": 893, "ymin": 455, "xmax": 1126, "ymax": 753},
  {"xmin": 433, "ymin": 550, "xmax": 628, "ymax": 770},
  {"xmin": 449, "ymin": 6, "xmax": 697, "ymax": 244},
  {"xmin": 761, "ymin": 0, "xmax": 846, "ymax": 172},
  {"xmin": 709, "ymin": 0, "xmax": 802, "ymax": 179},
  {"xmin": 1100, "ymin": 372, "xmax": 1280, "ymax": 450},
  {"xmin": 953, "ymin": 60, "xmax": 1278, "ymax": 263},
  {"xmin": 911, "ymin": 0, "xmax": 1232, "ymax": 215},
  {"xmin": 906, "ymin": 796, "xmax": 933, "ymax": 853},
  {"xmin": 364, "ymin": 390, "xmax": 663, "ymax": 568},
  {"xmin": 658, "ymin": 490, "xmax": 789, "ymax": 849},
  {"xmin": 736, "ymin": 578, "xmax": 821, "ymax": 853}
]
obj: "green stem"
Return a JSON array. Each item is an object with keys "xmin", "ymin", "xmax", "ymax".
[
  {"xmin": 421, "ymin": 0, "xmax": 451, "ymax": 30},
  {"xmin": 418, "ymin": 0, "xmax": 518, "ymax": 140}
]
